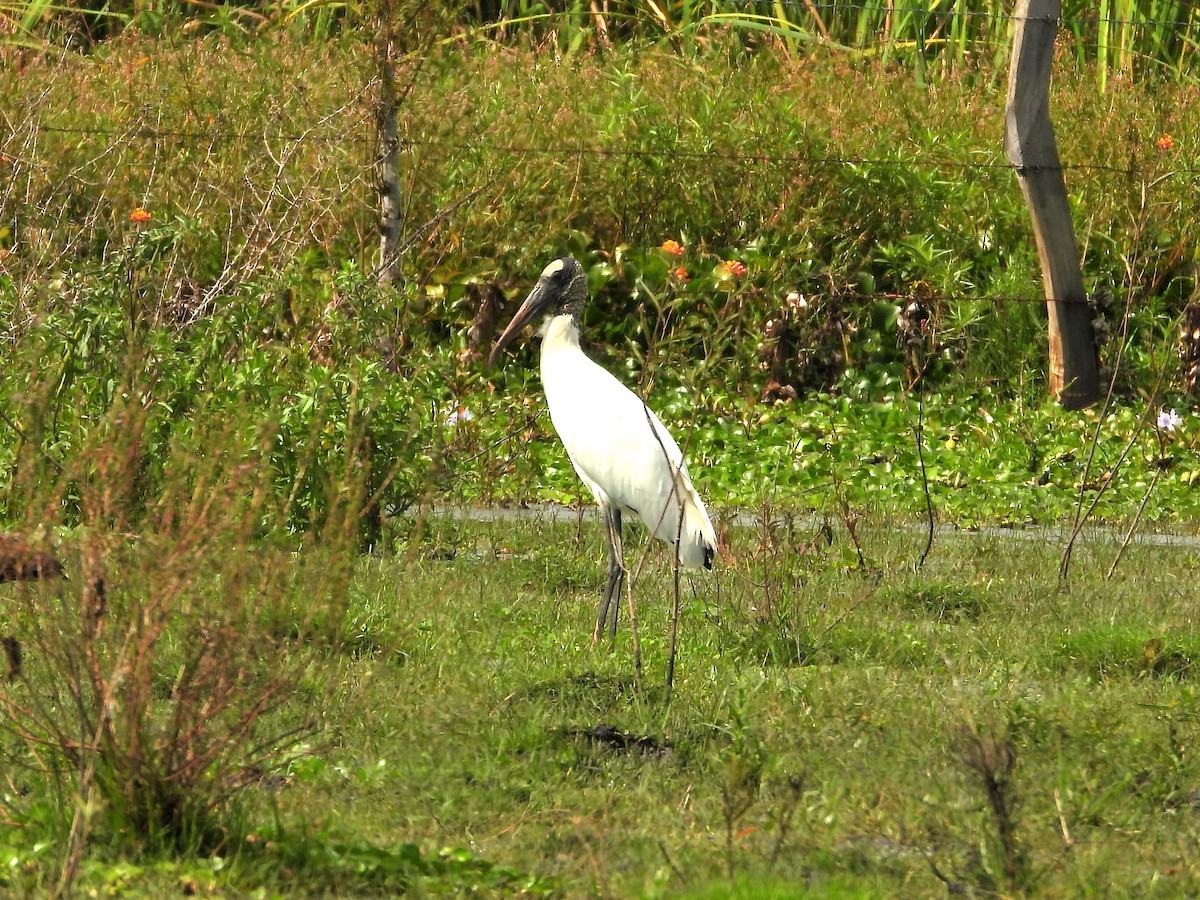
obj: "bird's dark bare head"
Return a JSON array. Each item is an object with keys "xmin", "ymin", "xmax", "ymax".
[
  {"xmin": 489, "ymin": 257, "xmax": 589, "ymax": 367},
  {"xmin": 538, "ymin": 257, "xmax": 588, "ymax": 317}
]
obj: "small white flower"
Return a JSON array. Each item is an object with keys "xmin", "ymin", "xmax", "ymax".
[
  {"xmin": 784, "ymin": 291, "xmax": 808, "ymax": 312},
  {"xmin": 1157, "ymin": 408, "xmax": 1183, "ymax": 434}
]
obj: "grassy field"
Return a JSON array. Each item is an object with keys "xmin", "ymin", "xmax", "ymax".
[
  {"xmin": 4, "ymin": 511, "xmax": 1200, "ymax": 895},
  {"xmin": 339, "ymin": 512, "xmax": 1200, "ymax": 898}
]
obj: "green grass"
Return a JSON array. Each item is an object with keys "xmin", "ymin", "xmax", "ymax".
[{"xmin": 6, "ymin": 514, "xmax": 1200, "ymax": 895}]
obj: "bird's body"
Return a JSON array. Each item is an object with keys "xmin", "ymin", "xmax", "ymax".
[
  {"xmin": 539, "ymin": 314, "xmax": 715, "ymax": 569},
  {"xmin": 491, "ymin": 257, "xmax": 716, "ymax": 645}
]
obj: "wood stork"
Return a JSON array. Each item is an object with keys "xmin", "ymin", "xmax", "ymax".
[{"xmin": 489, "ymin": 257, "xmax": 717, "ymax": 647}]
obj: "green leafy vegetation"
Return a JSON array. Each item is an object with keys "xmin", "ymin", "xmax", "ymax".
[{"xmin": 1, "ymin": 2, "xmax": 1200, "ymax": 894}]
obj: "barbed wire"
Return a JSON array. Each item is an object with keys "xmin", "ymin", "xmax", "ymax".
[
  {"xmin": 396, "ymin": 135, "xmax": 1186, "ymax": 176},
  {"xmin": 33, "ymin": 124, "xmax": 359, "ymax": 144},
  {"xmin": 5, "ymin": 7, "xmax": 1193, "ymax": 321},
  {"xmin": 29, "ymin": 123, "xmax": 1195, "ymax": 179},
  {"xmin": 753, "ymin": 288, "xmax": 1083, "ymax": 305}
]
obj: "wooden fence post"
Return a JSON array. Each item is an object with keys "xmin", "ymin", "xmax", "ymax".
[{"xmin": 1005, "ymin": 0, "xmax": 1099, "ymax": 410}]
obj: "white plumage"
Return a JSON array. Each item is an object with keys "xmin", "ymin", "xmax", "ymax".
[
  {"xmin": 540, "ymin": 314, "xmax": 715, "ymax": 566},
  {"xmin": 490, "ymin": 257, "xmax": 717, "ymax": 643}
]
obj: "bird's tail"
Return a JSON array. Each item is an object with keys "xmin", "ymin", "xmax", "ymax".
[{"xmin": 654, "ymin": 469, "xmax": 718, "ymax": 570}]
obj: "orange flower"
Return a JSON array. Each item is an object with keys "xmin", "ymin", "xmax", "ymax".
[
  {"xmin": 723, "ymin": 259, "xmax": 747, "ymax": 277},
  {"xmin": 672, "ymin": 266, "xmax": 689, "ymax": 281},
  {"xmin": 661, "ymin": 239, "xmax": 685, "ymax": 257},
  {"xmin": 129, "ymin": 207, "xmax": 152, "ymax": 224},
  {"xmin": 1157, "ymin": 133, "xmax": 1175, "ymax": 151}
]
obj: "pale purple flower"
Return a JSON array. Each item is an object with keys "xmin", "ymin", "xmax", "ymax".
[{"xmin": 1156, "ymin": 408, "xmax": 1183, "ymax": 434}]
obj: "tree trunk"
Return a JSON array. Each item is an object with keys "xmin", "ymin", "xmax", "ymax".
[{"xmin": 376, "ymin": 0, "xmax": 401, "ymax": 286}]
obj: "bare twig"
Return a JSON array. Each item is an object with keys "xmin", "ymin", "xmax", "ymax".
[
  {"xmin": 913, "ymin": 390, "xmax": 935, "ymax": 569},
  {"xmin": 666, "ymin": 492, "xmax": 683, "ymax": 703},
  {"xmin": 1053, "ymin": 788, "xmax": 1074, "ymax": 850},
  {"xmin": 656, "ymin": 840, "xmax": 686, "ymax": 885},
  {"xmin": 1061, "ymin": 177, "xmax": 1175, "ymax": 579},
  {"xmin": 767, "ymin": 774, "xmax": 805, "ymax": 871},
  {"xmin": 0, "ymin": 406, "xmax": 65, "ymax": 473},
  {"xmin": 1106, "ymin": 464, "xmax": 1162, "ymax": 580},
  {"xmin": 638, "ymin": 400, "xmax": 692, "ymax": 699},
  {"xmin": 923, "ymin": 850, "xmax": 968, "ymax": 894}
]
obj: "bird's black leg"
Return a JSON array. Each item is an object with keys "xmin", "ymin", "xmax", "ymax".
[
  {"xmin": 607, "ymin": 507, "xmax": 625, "ymax": 642},
  {"xmin": 592, "ymin": 507, "xmax": 624, "ymax": 647}
]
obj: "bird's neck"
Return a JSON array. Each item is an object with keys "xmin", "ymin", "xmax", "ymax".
[{"xmin": 539, "ymin": 314, "xmax": 582, "ymax": 353}]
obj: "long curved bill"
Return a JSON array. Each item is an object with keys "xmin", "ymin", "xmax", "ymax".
[{"xmin": 488, "ymin": 279, "xmax": 552, "ymax": 368}]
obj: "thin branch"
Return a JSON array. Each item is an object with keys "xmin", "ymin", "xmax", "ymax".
[
  {"xmin": 0, "ymin": 406, "xmax": 65, "ymax": 473},
  {"xmin": 913, "ymin": 390, "xmax": 934, "ymax": 569}
]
